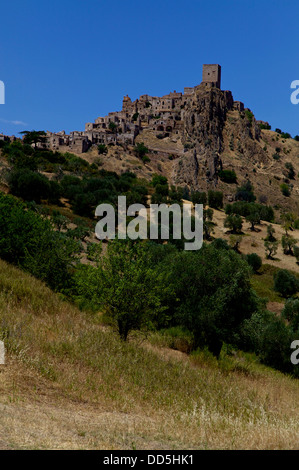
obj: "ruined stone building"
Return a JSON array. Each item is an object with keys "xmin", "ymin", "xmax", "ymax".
[{"xmin": 36, "ymin": 64, "xmax": 245, "ymax": 154}]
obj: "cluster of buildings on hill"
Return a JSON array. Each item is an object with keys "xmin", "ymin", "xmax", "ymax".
[{"xmin": 1, "ymin": 65, "xmax": 248, "ymax": 154}]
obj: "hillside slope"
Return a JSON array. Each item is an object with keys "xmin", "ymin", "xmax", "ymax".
[
  {"xmin": 71, "ymin": 86, "xmax": 299, "ymax": 214},
  {"xmin": 0, "ymin": 260, "xmax": 299, "ymax": 449}
]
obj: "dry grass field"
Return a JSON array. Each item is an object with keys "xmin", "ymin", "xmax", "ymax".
[{"xmin": 0, "ymin": 260, "xmax": 298, "ymax": 450}]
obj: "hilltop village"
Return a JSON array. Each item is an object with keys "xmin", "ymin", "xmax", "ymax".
[{"xmin": 1, "ymin": 65, "xmax": 248, "ymax": 154}]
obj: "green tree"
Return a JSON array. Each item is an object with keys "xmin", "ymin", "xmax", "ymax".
[
  {"xmin": 281, "ymin": 234, "xmax": 297, "ymax": 255},
  {"xmin": 246, "ymin": 208, "xmax": 260, "ymax": 231},
  {"xmin": 282, "ymin": 298, "xmax": 299, "ymax": 332},
  {"xmin": 224, "ymin": 214, "xmax": 243, "ymax": 233},
  {"xmin": 274, "ymin": 269, "xmax": 299, "ymax": 298},
  {"xmin": 218, "ymin": 169, "xmax": 237, "ymax": 184},
  {"xmin": 98, "ymin": 144, "xmax": 108, "ymax": 155},
  {"xmin": 203, "ymin": 208, "xmax": 214, "ymax": 240},
  {"xmin": 266, "ymin": 224, "xmax": 276, "ymax": 242},
  {"xmin": 280, "ymin": 183, "xmax": 291, "ymax": 197},
  {"xmin": 264, "ymin": 240, "xmax": 279, "ymax": 259},
  {"xmin": 229, "ymin": 234, "xmax": 242, "ymax": 252},
  {"xmin": 246, "ymin": 253, "xmax": 262, "ymax": 273},
  {"xmin": 281, "ymin": 212, "xmax": 296, "ymax": 235},
  {"xmin": 208, "ymin": 190, "xmax": 223, "ymax": 209},
  {"xmin": 134, "ymin": 142, "xmax": 149, "ymax": 160},
  {"xmin": 285, "ymin": 162, "xmax": 295, "ymax": 180},
  {"xmin": 172, "ymin": 244, "xmax": 258, "ymax": 357},
  {"xmin": 88, "ymin": 240, "xmax": 172, "ymax": 340},
  {"xmin": 20, "ymin": 130, "xmax": 46, "ymax": 148},
  {"xmin": 235, "ymin": 180, "xmax": 255, "ymax": 202}
]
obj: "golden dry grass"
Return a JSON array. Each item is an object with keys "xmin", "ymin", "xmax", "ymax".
[{"xmin": 0, "ymin": 259, "xmax": 299, "ymax": 450}]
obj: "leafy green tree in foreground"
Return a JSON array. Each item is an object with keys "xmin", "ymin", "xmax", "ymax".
[
  {"xmin": 80, "ymin": 240, "xmax": 172, "ymax": 340},
  {"xmin": 171, "ymin": 243, "xmax": 258, "ymax": 357}
]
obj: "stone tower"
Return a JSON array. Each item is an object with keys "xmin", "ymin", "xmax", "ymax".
[
  {"xmin": 122, "ymin": 95, "xmax": 132, "ymax": 111},
  {"xmin": 202, "ymin": 64, "xmax": 221, "ymax": 89}
]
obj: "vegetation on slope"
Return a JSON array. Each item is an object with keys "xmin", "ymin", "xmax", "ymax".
[{"xmin": 0, "ymin": 260, "xmax": 299, "ymax": 449}]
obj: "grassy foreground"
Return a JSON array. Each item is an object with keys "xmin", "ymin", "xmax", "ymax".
[{"xmin": 0, "ymin": 259, "xmax": 298, "ymax": 450}]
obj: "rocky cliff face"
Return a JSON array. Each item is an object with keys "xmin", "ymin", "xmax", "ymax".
[{"xmin": 174, "ymin": 84, "xmax": 263, "ymax": 189}]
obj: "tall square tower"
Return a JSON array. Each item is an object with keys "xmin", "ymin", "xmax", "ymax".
[{"xmin": 202, "ymin": 64, "xmax": 221, "ymax": 89}]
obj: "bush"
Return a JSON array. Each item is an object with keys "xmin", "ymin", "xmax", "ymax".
[
  {"xmin": 282, "ymin": 298, "xmax": 299, "ymax": 332},
  {"xmin": 0, "ymin": 192, "xmax": 78, "ymax": 291},
  {"xmin": 258, "ymin": 122, "xmax": 271, "ymax": 130},
  {"xmin": 246, "ymin": 253, "xmax": 262, "ymax": 273},
  {"xmin": 245, "ymin": 110, "xmax": 254, "ymax": 125},
  {"xmin": 208, "ymin": 190, "xmax": 223, "ymax": 209},
  {"xmin": 171, "ymin": 243, "xmax": 258, "ymax": 357},
  {"xmin": 218, "ymin": 169, "xmax": 237, "ymax": 184},
  {"xmin": 274, "ymin": 269, "xmax": 299, "ymax": 298},
  {"xmin": 235, "ymin": 180, "xmax": 255, "ymax": 202},
  {"xmin": 285, "ymin": 162, "xmax": 295, "ymax": 179},
  {"xmin": 8, "ymin": 169, "xmax": 60, "ymax": 204},
  {"xmin": 259, "ymin": 317, "xmax": 294, "ymax": 373},
  {"xmin": 98, "ymin": 144, "xmax": 108, "ymax": 155},
  {"xmin": 152, "ymin": 174, "xmax": 168, "ymax": 187},
  {"xmin": 191, "ymin": 191, "xmax": 207, "ymax": 206},
  {"xmin": 134, "ymin": 142, "xmax": 149, "ymax": 159},
  {"xmin": 280, "ymin": 183, "xmax": 291, "ymax": 197},
  {"xmin": 225, "ymin": 201, "xmax": 274, "ymax": 223}
]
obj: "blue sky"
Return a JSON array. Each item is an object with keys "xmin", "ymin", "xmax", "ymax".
[{"xmin": 0, "ymin": 0, "xmax": 298, "ymax": 137}]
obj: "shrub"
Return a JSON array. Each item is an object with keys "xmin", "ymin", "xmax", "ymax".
[
  {"xmin": 134, "ymin": 142, "xmax": 149, "ymax": 159},
  {"xmin": 191, "ymin": 191, "xmax": 207, "ymax": 206},
  {"xmin": 280, "ymin": 183, "xmax": 291, "ymax": 197},
  {"xmin": 218, "ymin": 169, "xmax": 237, "ymax": 184},
  {"xmin": 259, "ymin": 317, "xmax": 294, "ymax": 373},
  {"xmin": 285, "ymin": 162, "xmax": 295, "ymax": 180},
  {"xmin": 0, "ymin": 192, "xmax": 78, "ymax": 291},
  {"xmin": 258, "ymin": 122, "xmax": 271, "ymax": 130},
  {"xmin": 225, "ymin": 201, "xmax": 274, "ymax": 222},
  {"xmin": 274, "ymin": 269, "xmax": 299, "ymax": 298},
  {"xmin": 152, "ymin": 174, "xmax": 168, "ymax": 187},
  {"xmin": 208, "ymin": 190, "xmax": 223, "ymax": 209},
  {"xmin": 98, "ymin": 144, "xmax": 108, "ymax": 155},
  {"xmin": 8, "ymin": 169, "xmax": 60, "ymax": 204},
  {"xmin": 245, "ymin": 110, "xmax": 254, "ymax": 125},
  {"xmin": 235, "ymin": 180, "xmax": 255, "ymax": 202},
  {"xmin": 282, "ymin": 298, "xmax": 299, "ymax": 332},
  {"xmin": 246, "ymin": 253, "xmax": 262, "ymax": 273}
]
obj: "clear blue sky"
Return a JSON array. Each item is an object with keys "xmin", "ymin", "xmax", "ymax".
[{"xmin": 0, "ymin": 0, "xmax": 298, "ymax": 137}]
